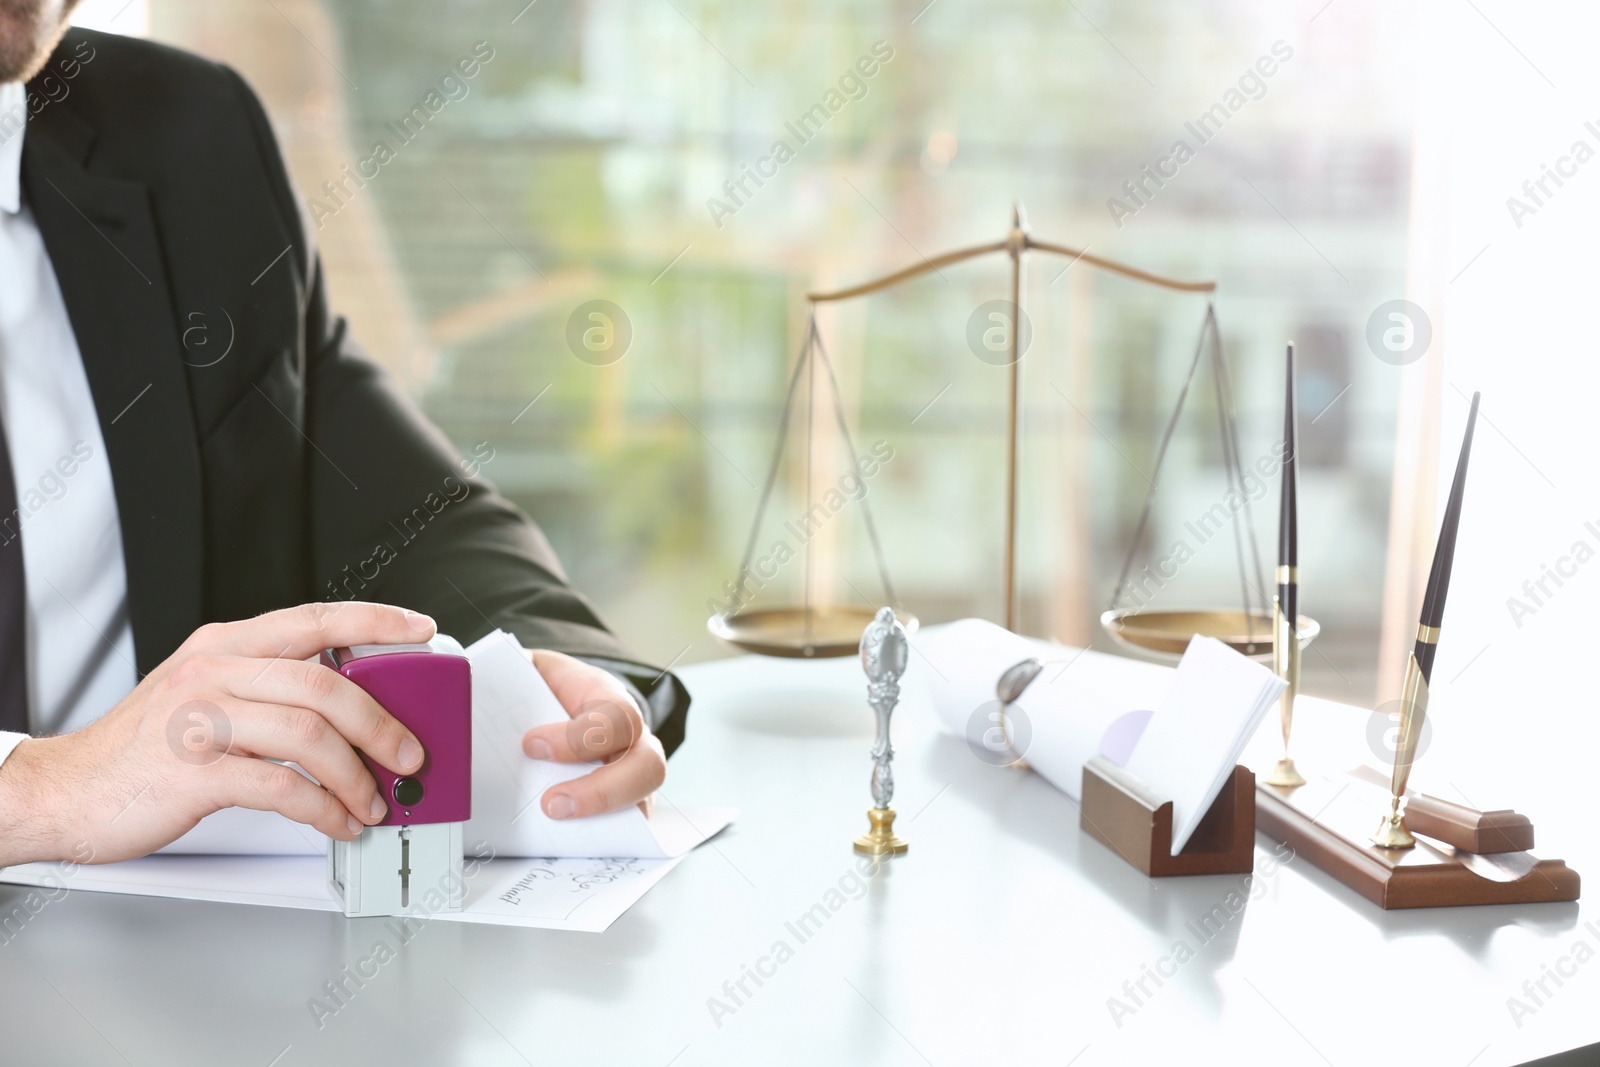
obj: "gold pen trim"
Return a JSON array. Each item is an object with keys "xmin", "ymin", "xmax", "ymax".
[
  {"xmin": 1261, "ymin": 596, "xmax": 1307, "ymax": 788},
  {"xmin": 1415, "ymin": 623, "xmax": 1440, "ymax": 644},
  {"xmin": 1371, "ymin": 651, "xmax": 1430, "ymax": 849},
  {"xmin": 1276, "ymin": 565, "xmax": 1298, "ymax": 584}
]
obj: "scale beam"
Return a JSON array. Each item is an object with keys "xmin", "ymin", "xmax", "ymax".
[{"xmin": 805, "ymin": 236, "xmax": 1215, "ymax": 303}]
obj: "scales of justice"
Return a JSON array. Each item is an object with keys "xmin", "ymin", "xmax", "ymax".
[
  {"xmin": 706, "ymin": 205, "xmax": 1322, "ymax": 855},
  {"xmin": 706, "ymin": 204, "xmax": 1310, "ymax": 659}
]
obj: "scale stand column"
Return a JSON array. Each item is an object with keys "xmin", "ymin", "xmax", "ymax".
[{"xmin": 1003, "ymin": 203, "xmax": 1028, "ymax": 634}]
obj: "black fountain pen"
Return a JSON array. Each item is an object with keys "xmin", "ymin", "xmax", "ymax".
[
  {"xmin": 1264, "ymin": 344, "xmax": 1305, "ymax": 788},
  {"xmin": 1372, "ymin": 391, "xmax": 1480, "ymax": 848}
]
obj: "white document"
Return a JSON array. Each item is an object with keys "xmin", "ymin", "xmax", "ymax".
[
  {"xmin": 157, "ymin": 629, "xmax": 731, "ymax": 859},
  {"xmin": 919, "ymin": 618, "xmax": 1169, "ymax": 801},
  {"xmin": 436, "ymin": 856, "xmax": 686, "ymax": 930},
  {"xmin": 1123, "ymin": 635, "xmax": 1286, "ymax": 855},
  {"xmin": 155, "ymin": 801, "xmax": 333, "ymax": 856},
  {"xmin": 0, "ymin": 852, "xmax": 699, "ymax": 933}
]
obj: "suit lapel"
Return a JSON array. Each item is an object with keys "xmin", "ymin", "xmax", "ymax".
[{"xmin": 20, "ymin": 103, "xmax": 204, "ymax": 676}]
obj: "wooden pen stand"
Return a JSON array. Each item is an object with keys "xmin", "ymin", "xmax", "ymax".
[
  {"xmin": 1256, "ymin": 774, "xmax": 1581, "ymax": 909},
  {"xmin": 1079, "ymin": 756, "xmax": 1255, "ymax": 877}
]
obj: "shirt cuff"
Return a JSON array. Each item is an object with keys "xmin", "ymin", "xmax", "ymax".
[
  {"xmin": 0, "ymin": 730, "xmax": 30, "ymax": 774},
  {"xmin": 573, "ymin": 655, "xmax": 653, "ymax": 722}
]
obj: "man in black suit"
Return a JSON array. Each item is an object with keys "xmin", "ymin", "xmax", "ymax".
[{"xmin": 0, "ymin": 7, "xmax": 683, "ymax": 866}]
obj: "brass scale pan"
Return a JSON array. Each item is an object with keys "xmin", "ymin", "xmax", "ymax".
[
  {"xmin": 1100, "ymin": 608, "xmax": 1318, "ymax": 661},
  {"xmin": 710, "ymin": 606, "xmax": 921, "ymax": 660}
]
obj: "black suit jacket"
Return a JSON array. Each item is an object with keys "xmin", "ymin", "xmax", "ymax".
[{"xmin": 18, "ymin": 29, "xmax": 686, "ymax": 754}]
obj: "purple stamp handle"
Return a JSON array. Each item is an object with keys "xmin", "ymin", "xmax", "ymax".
[{"xmin": 319, "ymin": 642, "xmax": 472, "ymax": 826}]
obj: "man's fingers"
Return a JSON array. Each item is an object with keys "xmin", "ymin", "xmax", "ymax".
[
  {"xmin": 217, "ymin": 756, "xmax": 364, "ymax": 841},
  {"xmin": 524, "ymin": 649, "xmax": 644, "ymax": 763},
  {"xmin": 539, "ymin": 734, "xmax": 666, "ymax": 820},
  {"xmin": 218, "ymin": 656, "xmax": 424, "ymax": 777},
  {"xmin": 521, "ymin": 694, "xmax": 640, "ymax": 763},
  {"xmin": 523, "ymin": 648, "xmax": 664, "ymax": 818},
  {"xmin": 184, "ymin": 602, "xmax": 436, "ymax": 663},
  {"xmin": 214, "ymin": 699, "xmax": 388, "ymax": 826}
]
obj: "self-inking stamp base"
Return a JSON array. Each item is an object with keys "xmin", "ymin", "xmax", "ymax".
[
  {"xmin": 331, "ymin": 822, "xmax": 465, "ymax": 917},
  {"xmin": 321, "ymin": 635, "xmax": 473, "ymax": 918}
]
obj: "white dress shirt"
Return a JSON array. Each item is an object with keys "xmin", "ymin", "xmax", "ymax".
[{"xmin": 0, "ymin": 80, "xmax": 139, "ymax": 770}]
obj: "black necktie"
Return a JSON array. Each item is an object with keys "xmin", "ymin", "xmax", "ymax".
[{"xmin": 0, "ymin": 419, "xmax": 27, "ymax": 734}]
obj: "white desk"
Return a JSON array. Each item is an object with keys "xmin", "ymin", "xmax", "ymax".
[{"xmin": 1, "ymin": 638, "xmax": 1594, "ymax": 1066}]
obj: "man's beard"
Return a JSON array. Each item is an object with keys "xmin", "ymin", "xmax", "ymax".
[{"xmin": 0, "ymin": 0, "xmax": 76, "ymax": 84}]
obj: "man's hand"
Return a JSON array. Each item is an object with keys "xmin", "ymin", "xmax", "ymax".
[
  {"xmin": 0, "ymin": 602, "xmax": 436, "ymax": 868},
  {"xmin": 521, "ymin": 650, "xmax": 666, "ymax": 819}
]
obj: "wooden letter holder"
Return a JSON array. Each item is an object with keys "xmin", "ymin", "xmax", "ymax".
[{"xmin": 1079, "ymin": 756, "xmax": 1255, "ymax": 877}]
